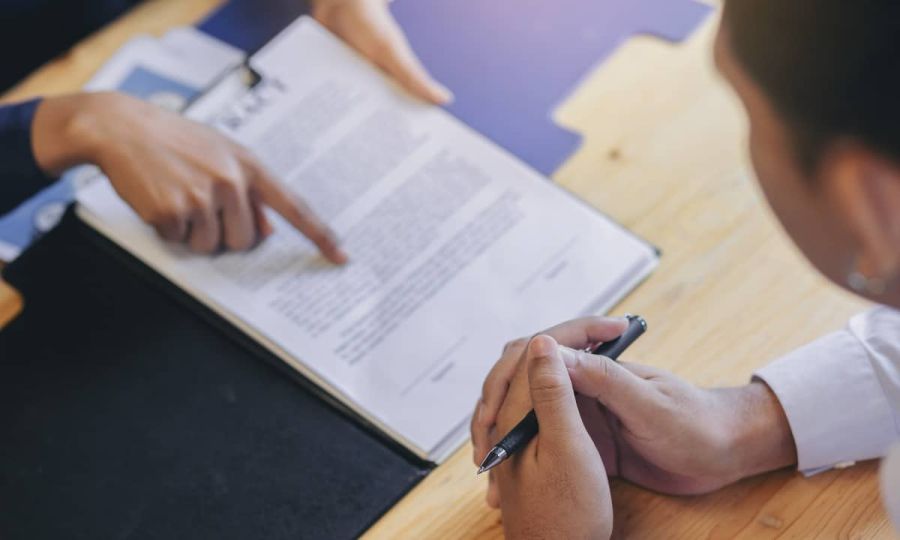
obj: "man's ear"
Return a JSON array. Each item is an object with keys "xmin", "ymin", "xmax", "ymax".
[{"xmin": 822, "ymin": 143, "xmax": 900, "ymax": 281}]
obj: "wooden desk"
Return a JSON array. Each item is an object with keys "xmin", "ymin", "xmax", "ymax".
[{"xmin": 1, "ymin": 1, "xmax": 891, "ymax": 537}]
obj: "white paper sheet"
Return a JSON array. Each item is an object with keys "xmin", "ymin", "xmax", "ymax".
[{"xmin": 77, "ymin": 18, "xmax": 658, "ymax": 461}]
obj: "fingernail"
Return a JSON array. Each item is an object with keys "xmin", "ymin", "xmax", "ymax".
[
  {"xmin": 529, "ymin": 335, "xmax": 557, "ymax": 357},
  {"xmin": 433, "ymin": 83, "xmax": 454, "ymax": 104},
  {"xmin": 331, "ymin": 248, "xmax": 349, "ymax": 265}
]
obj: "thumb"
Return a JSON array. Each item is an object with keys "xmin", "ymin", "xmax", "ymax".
[
  {"xmin": 526, "ymin": 335, "xmax": 583, "ymax": 440},
  {"xmin": 372, "ymin": 24, "xmax": 452, "ymax": 104},
  {"xmin": 558, "ymin": 347, "xmax": 654, "ymax": 421},
  {"xmin": 364, "ymin": 3, "xmax": 453, "ymax": 104}
]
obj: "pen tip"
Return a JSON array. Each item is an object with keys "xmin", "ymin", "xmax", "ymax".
[{"xmin": 477, "ymin": 447, "xmax": 508, "ymax": 475}]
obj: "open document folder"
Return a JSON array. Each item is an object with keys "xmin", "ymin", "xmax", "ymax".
[{"xmin": 76, "ymin": 17, "xmax": 659, "ymax": 463}]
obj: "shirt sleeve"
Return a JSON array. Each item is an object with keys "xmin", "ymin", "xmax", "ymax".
[
  {"xmin": 882, "ymin": 444, "xmax": 900, "ymax": 531},
  {"xmin": 0, "ymin": 98, "xmax": 55, "ymax": 216},
  {"xmin": 755, "ymin": 306, "xmax": 900, "ymax": 474}
]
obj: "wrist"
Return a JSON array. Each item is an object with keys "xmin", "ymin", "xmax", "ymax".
[
  {"xmin": 724, "ymin": 381, "xmax": 798, "ymax": 479},
  {"xmin": 31, "ymin": 92, "xmax": 121, "ymax": 175}
]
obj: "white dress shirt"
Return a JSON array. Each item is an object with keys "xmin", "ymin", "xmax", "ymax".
[{"xmin": 755, "ymin": 306, "xmax": 900, "ymax": 528}]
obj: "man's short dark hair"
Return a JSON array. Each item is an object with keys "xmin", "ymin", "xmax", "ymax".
[{"xmin": 723, "ymin": 0, "xmax": 900, "ymax": 171}]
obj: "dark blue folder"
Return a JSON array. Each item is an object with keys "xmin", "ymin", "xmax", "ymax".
[{"xmin": 0, "ymin": 210, "xmax": 429, "ymax": 539}]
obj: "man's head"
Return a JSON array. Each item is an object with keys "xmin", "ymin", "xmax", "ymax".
[{"xmin": 716, "ymin": 0, "xmax": 900, "ymax": 303}]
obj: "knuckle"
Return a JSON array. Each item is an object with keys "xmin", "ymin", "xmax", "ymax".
[
  {"xmin": 480, "ymin": 367, "xmax": 506, "ymax": 400},
  {"xmin": 567, "ymin": 349, "xmax": 587, "ymax": 370},
  {"xmin": 222, "ymin": 158, "xmax": 247, "ymax": 181},
  {"xmin": 163, "ymin": 203, "xmax": 185, "ymax": 221},
  {"xmin": 148, "ymin": 204, "xmax": 182, "ymax": 226},
  {"xmin": 474, "ymin": 408, "xmax": 491, "ymax": 430},
  {"xmin": 213, "ymin": 169, "xmax": 247, "ymax": 194},
  {"xmin": 469, "ymin": 410, "xmax": 479, "ymax": 433},
  {"xmin": 597, "ymin": 354, "xmax": 614, "ymax": 378},
  {"xmin": 187, "ymin": 189, "xmax": 213, "ymax": 213},
  {"xmin": 215, "ymin": 173, "xmax": 244, "ymax": 194},
  {"xmin": 229, "ymin": 143, "xmax": 256, "ymax": 163},
  {"xmin": 145, "ymin": 208, "xmax": 168, "ymax": 226},
  {"xmin": 154, "ymin": 224, "xmax": 177, "ymax": 241},
  {"xmin": 480, "ymin": 377, "xmax": 494, "ymax": 401},
  {"xmin": 156, "ymin": 214, "xmax": 180, "ymax": 233},
  {"xmin": 528, "ymin": 372, "xmax": 567, "ymax": 405},
  {"xmin": 586, "ymin": 357, "xmax": 615, "ymax": 399}
]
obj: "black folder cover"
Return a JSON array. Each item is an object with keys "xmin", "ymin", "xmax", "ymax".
[{"xmin": 0, "ymin": 209, "xmax": 431, "ymax": 539}]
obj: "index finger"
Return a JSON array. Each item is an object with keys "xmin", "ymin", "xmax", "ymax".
[
  {"xmin": 493, "ymin": 350, "xmax": 534, "ymax": 437},
  {"xmin": 473, "ymin": 318, "xmax": 626, "ymax": 459},
  {"xmin": 542, "ymin": 316, "xmax": 628, "ymax": 351},
  {"xmin": 250, "ymin": 165, "xmax": 348, "ymax": 265},
  {"xmin": 472, "ymin": 339, "xmax": 529, "ymax": 464}
]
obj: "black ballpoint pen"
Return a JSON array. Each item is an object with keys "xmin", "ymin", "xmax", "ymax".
[{"xmin": 477, "ymin": 315, "xmax": 647, "ymax": 475}]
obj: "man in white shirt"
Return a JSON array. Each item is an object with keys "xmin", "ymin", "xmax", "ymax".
[
  {"xmin": 758, "ymin": 308, "xmax": 900, "ymax": 476},
  {"xmin": 469, "ymin": 0, "xmax": 900, "ymax": 536},
  {"xmin": 473, "ymin": 312, "xmax": 900, "ymax": 537}
]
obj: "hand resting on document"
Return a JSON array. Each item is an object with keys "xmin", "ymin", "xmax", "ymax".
[{"xmin": 29, "ymin": 2, "xmax": 447, "ymax": 261}]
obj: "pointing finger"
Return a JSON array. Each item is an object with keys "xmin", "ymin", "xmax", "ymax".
[
  {"xmin": 249, "ymin": 164, "xmax": 348, "ymax": 264},
  {"xmin": 543, "ymin": 316, "xmax": 629, "ymax": 352}
]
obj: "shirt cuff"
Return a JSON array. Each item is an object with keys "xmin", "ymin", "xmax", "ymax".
[
  {"xmin": 0, "ymin": 98, "xmax": 56, "ymax": 216},
  {"xmin": 0, "ymin": 98, "xmax": 45, "ymax": 177},
  {"xmin": 755, "ymin": 326, "xmax": 898, "ymax": 474},
  {"xmin": 882, "ymin": 444, "xmax": 900, "ymax": 530}
]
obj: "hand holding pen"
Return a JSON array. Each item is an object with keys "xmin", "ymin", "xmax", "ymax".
[
  {"xmin": 478, "ymin": 315, "xmax": 647, "ymax": 473},
  {"xmin": 470, "ymin": 319, "xmax": 648, "ymax": 538}
]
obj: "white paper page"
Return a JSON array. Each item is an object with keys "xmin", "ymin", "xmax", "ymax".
[{"xmin": 78, "ymin": 18, "xmax": 657, "ymax": 460}]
